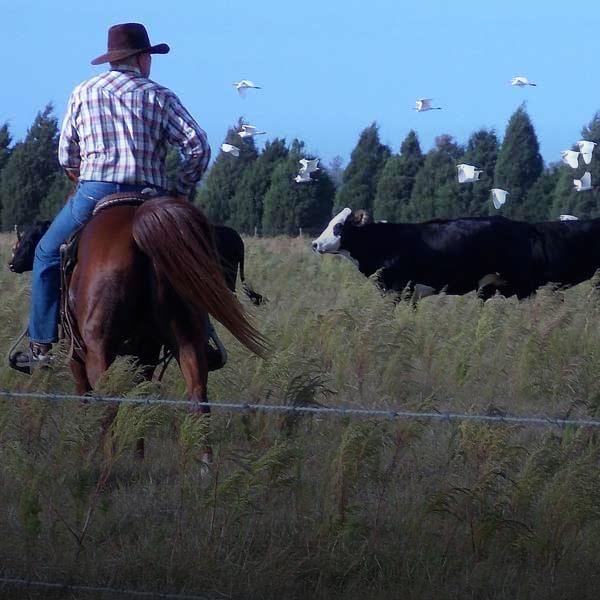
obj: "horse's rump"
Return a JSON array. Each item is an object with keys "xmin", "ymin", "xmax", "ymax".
[{"xmin": 131, "ymin": 197, "xmax": 268, "ymax": 357}]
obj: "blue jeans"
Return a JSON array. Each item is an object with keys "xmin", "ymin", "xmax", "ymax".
[{"xmin": 29, "ymin": 181, "xmax": 155, "ymax": 343}]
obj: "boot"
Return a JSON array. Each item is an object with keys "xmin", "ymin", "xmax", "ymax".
[{"xmin": 10, "ymin": 342, "xmax": 53, "ymax": 375}]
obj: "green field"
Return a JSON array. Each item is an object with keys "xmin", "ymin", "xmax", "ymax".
[{"xmin": 2, "ymin": 231, "xmax": 600, "ymax": 599}]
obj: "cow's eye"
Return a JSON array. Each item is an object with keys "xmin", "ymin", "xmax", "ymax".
[{"xmin": 333, "ymin": 223, "xmax": 342, "ymax": 237}]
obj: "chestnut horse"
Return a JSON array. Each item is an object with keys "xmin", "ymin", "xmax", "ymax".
[{"xmin": 64, "ymin": 196, "xmax": 266, "ymax": 456}]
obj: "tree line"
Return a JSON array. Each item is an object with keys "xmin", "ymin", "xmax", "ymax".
[{"xmin": 0, "ymin": 103, "xmax": 599, "ymax": 234}]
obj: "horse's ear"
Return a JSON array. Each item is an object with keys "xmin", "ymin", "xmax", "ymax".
[{"xmin": 348, "ymin": 210, "xmax": 372, "ymax": 227}]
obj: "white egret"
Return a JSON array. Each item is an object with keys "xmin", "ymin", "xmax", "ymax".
[
  {"xmin": 491, "ymin": 188, "xmax": 509, "ymax": 210},
  {"xmin": 233, "ymin": 80, "xmax": 261, "ymax": 97},
  {"xmin": 560, "ymin": 150, "xmax": 580, "ymax": 169},
  {"xmin": 237, "ymin": 125, "xmax": 266, "ymax": 139},
  {"xmin": 294, "ymin": 171, "xmax": 313, "ymax": 183},
  {"xmin": 414, "ymin": 98, "xmax": 441, "ymax": 112},
  {"xmin": 576, "ymin": 140, "xmax": 596, "ymax": 165},
  {"xmin": 220, "ymin": 143, "xmax": 240, "ymax": 157},
  {"xmin": 457, "ymin": 164, "xmax": 483, "ymax": 183},
  {"xmin": 559, "ymin": 214, "xmax": 578, "ymax": 221},
  {"xmin": 510, "ymin": 76, "xmax": 536, "ymax": 87},
  {"xmin": 299, "ymin": 158, "xmax": 320, "ymax": 174},
  {"xmin": 573, "ymin": 171, "xmax": 592, "ymax": 192}
]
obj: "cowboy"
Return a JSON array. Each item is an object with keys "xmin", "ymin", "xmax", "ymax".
[{"xmin": 12, "ymin": 23, "xmax": 211, "ymax": 373}]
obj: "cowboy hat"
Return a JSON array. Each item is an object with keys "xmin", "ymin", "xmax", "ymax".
[{"xmin": 91, "ymin": 23, "xmax": 169, "ymax": 66}]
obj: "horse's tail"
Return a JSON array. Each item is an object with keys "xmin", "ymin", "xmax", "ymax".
[
  {"xmin": 132, "ymin": 197, "xmax": 268, "ymax": 357},
  {"xmin": 238, "ymin": 245, "xmax": 266, "ymax": 306}
]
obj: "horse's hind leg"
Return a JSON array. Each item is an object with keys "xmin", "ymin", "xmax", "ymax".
[
  {"xmin": 170, "ymin": 320, "xmax": 212, "ymax": 466},
  {"xmin": 70, "ymin": 357, "xmax": 91, "ymax": 395}
]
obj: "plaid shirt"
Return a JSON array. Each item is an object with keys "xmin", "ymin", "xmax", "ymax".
[{"xmin": 58, "ymin": 67, "xmax": 210, "ymax": 195}]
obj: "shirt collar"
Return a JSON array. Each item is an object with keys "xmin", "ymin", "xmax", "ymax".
[{"xmin": 110, "ymin": 64, "xmax": 142, "ymax": 75}]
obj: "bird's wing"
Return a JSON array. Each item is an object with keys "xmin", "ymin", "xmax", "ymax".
[
  {"xmin": 582, "ymin": 171, "xmax": 592, "ymax": 187},
  {"xmin": 299, "ymin": 159, "xmax": 308, "ymax": 168}
]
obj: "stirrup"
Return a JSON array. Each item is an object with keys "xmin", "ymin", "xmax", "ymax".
[{"xmin": 9, "ymin": 345, "xmax": 53, "ymax": 375}]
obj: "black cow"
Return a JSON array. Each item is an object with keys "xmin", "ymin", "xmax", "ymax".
[
  {"xmin": 312, "ymin": 208, "xmax": 600, "ymax": 299},
  {"xmin": 9, "ymin": 221, "xmax": 265, "ymax": 305}
]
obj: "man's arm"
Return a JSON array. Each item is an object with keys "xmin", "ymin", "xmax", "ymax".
[
  {"xmin": 165, "ymin": 94, "xmax": 211, "ymax": 197},
  {"xmin": 58, "ymin": 93, "xmax": 81, "ymax": 175}
]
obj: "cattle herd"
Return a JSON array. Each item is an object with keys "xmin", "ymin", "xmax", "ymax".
[
  {"xmin": 312, "ymin": 208, "xmax": 600, "ymax": 300},
  {"xmin": 9, "ymin": 206, "xmax": 600, "ymax": 317}
]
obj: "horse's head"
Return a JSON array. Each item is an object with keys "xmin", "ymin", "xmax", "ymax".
[{"xmin": 8, "ymin": 220, "xmax": 51, "ymax": 273}]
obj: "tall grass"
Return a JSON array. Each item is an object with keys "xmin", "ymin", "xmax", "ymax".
[{"xmin": 2, "ymin": 232, "xmax": 600, "ymax": 599}]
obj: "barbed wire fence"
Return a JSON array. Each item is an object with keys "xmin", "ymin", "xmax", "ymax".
[
  {"xmin": 0, "ymin": 576, "xmax": 215, "ymax": 599},
  {"xmin": 1, "ymin": 388, "xmax": 599, "ymax": 429},
  {"xmin": 2, "ymin": 386, "xmax": 599, "ymax": 597}
]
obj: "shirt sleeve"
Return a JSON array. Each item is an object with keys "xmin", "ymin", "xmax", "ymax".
[
  {"xmin": 165, "ymin": 94, "xmax": 211, "ymax": 196},
  {"xmin": 58, "ymin": 92, "xmax": 81, "ymax": 172}
]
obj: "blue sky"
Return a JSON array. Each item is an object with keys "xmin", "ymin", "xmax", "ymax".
[{"xmin": 1, "ymin": 0, "xmax": 599, "ymax": 167}]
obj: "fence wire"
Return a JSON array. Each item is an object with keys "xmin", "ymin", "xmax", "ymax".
[
  {"xmin": 1, "ymin": 388, "xmax": 599, "ymax": 429},
  {"xmin": 0, "ymin": 575, "xmax": 214, "ymax": 599}
]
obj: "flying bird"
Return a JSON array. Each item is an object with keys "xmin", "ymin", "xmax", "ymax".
[
  {"xmin": 294, "ymin": 171, "xmax": 313, "ymax": 183},
  {"xmin": 577, "ymin": 140, "xmax": 596, "ymax": 165},
  {"xmin": 491, "ymin": 188, "xmax": 509, "ymax": 210},
  {"xmin": 221, "ymin": 143, "xmax": 240, "ymax": 157},
  {"xmin": 559, "ymin": 214, "xmax": 578, "ymax": 221},
  {"xmin": 573, "ymin": 171, "xmax": 592, "ymax": 192},
  {"xmin": 237, "ymin": 125, "xmax": 266, "ymax": 139},
  {"xmin": 299, "ymin": 158, "xmax": 320, "ymax": 175},
  {"xmin": 457, "ymin": 164, "xmax": 483, "ymax": 184},
  {"xmin": 414, "ymin": 98, "xmax": 441, "ymax": 112},
  {"xmin": 510, "ymin": 76, "xmax": 536, "ymax": 87},
  {"xmin": 560, "ymin": 150, "xmax": 580, "ymax": 169},
  {"xmin": 233, "ymin": 80, "xmax": 261, "ymax": 97}
]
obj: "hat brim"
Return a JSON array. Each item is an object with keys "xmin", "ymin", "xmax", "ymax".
[{"xmin": 91, "ymin": 43, "xmax": 170, "ymax": 66}]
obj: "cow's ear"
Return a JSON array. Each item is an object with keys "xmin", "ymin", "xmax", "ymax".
[{"xmin": 349, "ymin": 210, "xmax": 372, "ymax": 227}]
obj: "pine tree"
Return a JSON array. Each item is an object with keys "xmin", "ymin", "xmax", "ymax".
[
  {"xmin": 328, "ymin": 155, "xmax": 345, "ymax": 189},
  {"xmin": 518, "ymin": 167, "xmax": 560, "ymax": 221},
  {"xmin": 373, "ymin": 130, "xmax": 423, "ymax": 222},
  {"xmin": 0, "ymin": 122, "xmax": 12, "ymax": 219},
  {"xmin": 0, "ymin": 105, "xmax": 60, "ymax": 230},
  {"xmin": 552, "ymin": 112, "xmax": 600, "ymax": 219},
  {"xmin": 262, "ymin": 140, "xmax": 335, "ymax": 235},
  {"xmin": 37, "ymin": 172, "xmax": 74, "ymax": 220},
  {"xmin": 0, "ymin": 122, "xmax": 11, "ymax": 174},
  {"xmin": 229, "ymin": 138, "xmax": 288, "ymax": 234},
  {"xmin": 195, "ymin": 119, "xmax": 258, "ymax": 223},
  {"xmin": 458, "ymin": 129, "xmax": 500, "ymax": 217},
  {"xmin": 333, "ymin": 123, "xmax": 390, "ymax": 213},
  {"xmin": 405, "ymin": 134, "xmax": 463, "ymax": 221},
  {"xmin": 493, "ymin": 104, "xmax": 543, "ymax": 219}
]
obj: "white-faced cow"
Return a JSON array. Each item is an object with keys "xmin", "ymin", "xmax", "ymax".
[{"xmin": 312, "ymin": 208, "xmax": 600, "ymax": 299}]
